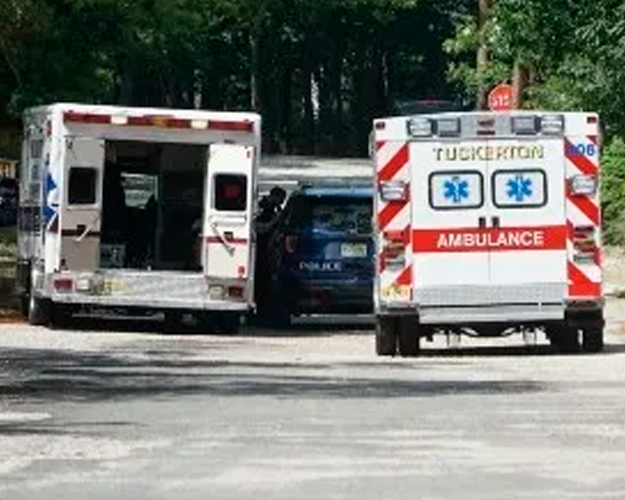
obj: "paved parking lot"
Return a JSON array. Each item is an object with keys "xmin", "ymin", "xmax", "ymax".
[{"xmin": 0, "ymin": 300, "xmax": 624, "ymax": 499}]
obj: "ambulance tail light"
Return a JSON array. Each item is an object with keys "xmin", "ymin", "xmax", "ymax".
[
  {"xmin": 381, "ymin": 242, "xmax": 406, "ymax": 269},
  {"xmin": 406, "ymin": 117, "xmax": 433, "ymax": 137},
  {"xmin": 572, "ymin": 225, "xmax": 598, "ymax": 263},
  {"xmin": 381, "ymin": 231, "xmax": 407, "ymax": 269},
  {"xmin": 379, "ymin": 180, "xmax": 408, "ymax": 202},
  {"xmin": 569, "ymin": 175, "xmax": 597, "ymax": 196},
  {"xmin": 53, "ymin": 277, "xmax": 74, "ymax": 292}
]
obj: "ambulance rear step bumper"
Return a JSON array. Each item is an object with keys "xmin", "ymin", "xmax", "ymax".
[
  {"xmin": 44, "ymin": 271, "xmax": 250, "ymax": 312},
  {"xmin": 418, "ymin": 303, "xmax": 564, "ymax": 325}
]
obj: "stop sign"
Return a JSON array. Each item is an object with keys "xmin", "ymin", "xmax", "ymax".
[{"xmin": 488, "ymin": 84, "xmax": 514, "ymax": 111}]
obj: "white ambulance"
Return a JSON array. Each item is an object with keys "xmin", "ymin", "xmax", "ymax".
[
  {"xmin": 17, "ymin": 103, "xmax": 261, "ymax": 332},
  {"xmin": 372, "ymin": 111, "xmax": 604, "ymax": 356}
]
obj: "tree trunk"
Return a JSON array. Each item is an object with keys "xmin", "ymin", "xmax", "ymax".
[
  {"xmin": 476, "ymin": 0, "xmax": 491, "ymax": 110},
  {"xmin": 512, "ymin": 60, "xmax": 529, "ymax": 109},
  {"xmin": 250, "ymin": 16, "xmax": 261, "ymax": 111}
]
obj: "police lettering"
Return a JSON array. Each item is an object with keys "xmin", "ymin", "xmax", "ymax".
[
  {"xmin": 437, "ymin": 231, "xmax": 545, "ymax": 249},
  {"xmin": 299, "ymin": 261, "xmax": 342, "ymax": 272},
  {"xmin": 434, "ymin": 145, "xmax": 544, "ymax": 162}
]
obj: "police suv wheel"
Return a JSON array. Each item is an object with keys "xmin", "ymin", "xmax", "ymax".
[{"xmin": 376, "ymin": 316, "xmax": 398, "ymax": 356}]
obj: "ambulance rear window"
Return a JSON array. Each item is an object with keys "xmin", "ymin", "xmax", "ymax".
[
  {"xmin": 68, "ymin": 167, "xmax": 98, "ymax": 205},
  {"xmin": 214, "ymin": 174, "xmax": 247, "ymax": 211},
  {"xmin": 429, "ymin": 170, "xmax": 484, "ymax": 210},
  {"xmin": 492, "ymin": 169, "xmax": 547, "ymax": 208}
]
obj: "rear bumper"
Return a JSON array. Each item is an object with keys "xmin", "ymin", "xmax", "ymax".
[
  {"xmin": 286, "ymin": 278, "xmax": 373, "ymax": 314},
  {"xmin": 40, "ymin": 271, "xmax": 251, "ymax": 312}
]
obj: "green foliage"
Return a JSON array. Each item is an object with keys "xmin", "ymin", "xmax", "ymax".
[{"xmin": 601, "ymin": 138, "xmax": 625, "ymax": 245}]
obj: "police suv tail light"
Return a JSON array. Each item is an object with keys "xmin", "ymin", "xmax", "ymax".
[
  {"xmin": 406, "ymin": 117, "xmax": 433, "ymax": 137},
  {"xmin": 540, "ymin": 114, "xmax": 564, "ymax": 135},
  {"xmin": 572, "ymin": 225, "xmax": 598, "ymax": 263},
  {"xmin": 284, "ymin": 235, "xmax": 298, "ymax": 253},
  {"xmin": 512, "ymin": 115, "xmax": 539, "ymax": 135},
  {"xmin": 569, "ymin": 175, "xmax": 597, "ymax": 196},
  {"xmin": 436, "ymin": 118, "xmax": 461, "ymax": 137},
  {"xmin": 379, "ymin": 180, "xmax": 408, "ymax": 202}
]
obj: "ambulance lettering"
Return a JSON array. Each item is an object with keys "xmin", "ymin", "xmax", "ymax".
[
  {"xmin": 434, "ymin": 145, "xmax": 544, "ymax": 162},
  {"xmin": 436, "ymin": 230, "xmax": 545, "ymax": 250}
]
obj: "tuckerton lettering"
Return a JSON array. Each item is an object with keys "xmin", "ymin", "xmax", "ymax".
[
  {"xmin": 434, "ymin": 145, "xmax": 544, "ymax": 162},
  {"xmin": 437, "ymin": 231, "xmax": 545, "ymax": 249}
]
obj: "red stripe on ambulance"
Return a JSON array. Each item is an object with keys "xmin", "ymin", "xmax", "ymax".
[
  {"xmin": 565, "ymin": 134, "xmax": 601, "ymax": 299},
  {"xmin": 413, "ymin": 226, "xmax": 567, "ymax": 253},
  {"xmin": 377, "ymin": 143, "xmax": 409, "ymax": 183}
]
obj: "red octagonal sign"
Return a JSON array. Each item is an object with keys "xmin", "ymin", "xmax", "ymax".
[{"xmin": 488, "ymin": 83, "xmax": 514, "ymax": 111}]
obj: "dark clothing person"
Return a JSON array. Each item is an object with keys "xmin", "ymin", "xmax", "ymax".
[{"xmin": 254, "ymin": 187, "xmax": 286, "ymax": 318}]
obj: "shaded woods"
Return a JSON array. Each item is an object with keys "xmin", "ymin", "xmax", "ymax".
[{"xmin": 0, "ymin": 0, "xmax": 458, "ymax": 157}]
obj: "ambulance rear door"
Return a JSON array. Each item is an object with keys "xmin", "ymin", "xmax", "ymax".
[
  {"xmin": 486, "ymin": 117, "xmax": 567, "ymax": 308},
  {"xmin": 410, "ymin": 115, "xmax": 490, "ymax": 314},
  {"xmin": 203, "ymin": 144, "xmax": 254, "ymax": 283}
]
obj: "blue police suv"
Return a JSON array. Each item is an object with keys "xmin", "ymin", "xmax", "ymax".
[{"xmin": 262, "ymin": 182, "xmax": 374, "ymax": 327}]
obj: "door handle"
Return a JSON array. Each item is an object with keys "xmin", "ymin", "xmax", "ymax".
[
  {"xmin": 491, "ymin": 216, "xmax": 500, "ymax": 228},
  {"xmin": 478, "ymin": 216, "xmax": 486, "ymax": 228}
]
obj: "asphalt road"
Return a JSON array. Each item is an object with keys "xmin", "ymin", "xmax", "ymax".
[{"xmin": 1, "ymin": 301, "xmax": 625, "ymax": 500}]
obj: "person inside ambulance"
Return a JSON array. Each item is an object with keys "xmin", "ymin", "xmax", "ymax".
[
  {"xmin": 254, "ymin": 186, "xmax": 287, "ymax": 318},
  {"xmin": 101, "ymin": 162, "xmax": 129, "ymax": 247}
]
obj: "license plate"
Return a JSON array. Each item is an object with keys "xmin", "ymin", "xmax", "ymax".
[
  {"xmin": 95, "ymin": 278, "xmax": 125, "ymax": 295},
  {"xmin": 340, "ymin": 243, "xmax": 367, "ymax": 258}
]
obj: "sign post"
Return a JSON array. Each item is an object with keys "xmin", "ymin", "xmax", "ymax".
[{"xmin": 488, "ymin": 84, "xmax": 514, "ymax": 111}]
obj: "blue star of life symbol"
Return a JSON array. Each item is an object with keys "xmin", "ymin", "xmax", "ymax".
[
  {"xmin": 507, "ymin": 174, "xmax": 533, "ymax": 202},
  {"xmin": 443, "ymin": 176, "xmax": 469, "ymax": 203}
]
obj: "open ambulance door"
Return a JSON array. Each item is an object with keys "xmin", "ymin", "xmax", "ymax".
[
  {"xmin": 202, "ymin": 144, "xmax": 254, "ymax": 284},
  {"xmin": 60, "ymin": 137, "xmax": 105, "ymax": 271}
]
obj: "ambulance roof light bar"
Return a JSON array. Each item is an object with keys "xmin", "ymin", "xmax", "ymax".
[
  {"xmin": 540, "ymin": 114, "xmax": 564, "ymax": 135},
  {"xmin": 406, "ymin": 117, "xmax": 433, "ymax": 137},
  {"xmin": 511, "ymin": 114, "xmax": 564, "ymax": 136},
  {"xmin": 407, "ymin": 117, "xmax": 460, "ymax": 138},
  {"xmin": 511, "ymin": 115, "xmax": 540, "ymax": 135}
]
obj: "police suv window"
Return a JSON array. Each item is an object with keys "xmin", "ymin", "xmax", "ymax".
[
  {"xmin": 68, "ymin": 167, "xmax": 98, "ymax": 205},
  {"xmin": 214, "ymin": 174, "xmax": 247, "ymax": 211},
  {"xmin": 492, "ymin": 169, "xmax": 547, "ymax": 208},
  {"xmin": 429, "ymin": 170, "xmax": 484, "ymax": 210}
]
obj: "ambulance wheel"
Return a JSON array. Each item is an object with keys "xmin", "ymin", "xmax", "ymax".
[
  {"xmin": 27, "ymin": 293, "xmax": 51, "ymax": 326},
  {"xmin": 398, "ymin": 318, "xmax": 420, "ymax": 357},
  {"xmin": 550, "ymin": 326, "xmax": 580, "ymax": 354},
  {"xmin": 217, "ymin": 313, "xmax": 241, "ymax": 335},
  {"xmin": 49, "ymin": 303, "xmax": 73, "ymax": 330},
  {"xmin": 375, "ymin": 316, "xmax": 397, "ymax": 356},
  {"xmin": 582, "ymin": 326, "xmax": 604, "ymax": 353},
  {"xmin": 162, "ymin": 310, "xmax": 182, "ymax": 333}
]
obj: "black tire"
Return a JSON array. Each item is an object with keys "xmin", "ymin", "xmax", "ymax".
[
  {"xmin": 263, "ymin": 278, "xmax": 291, "ymax": 330},
  {"xmin": 376, "ymin": 316, "xmax": 398, "ymax": 356},
  {"xmin": 550, "ymin": 326, "xmax": 580, "ymax": 354},
  {"xmin": 49, "ymin": 303, "xmax": 73, "ymax": 330},
  {"xmin": 398, "ymin": 318, "xmax": 420, "ymax": 357},
  {"xmin": 217, "ymin": 313, "xmax": 241, "ymax": 334},
  {"xmin": 582, "ymin": 326, "xmax": 604, "ymax": 353},
  {"xmin": 162, "ymin": 310, "xmax": 182, "ymax": 333},
  {"xmin": 27, "ymin": 293, "xmax": 51, "ymax": 326}
]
